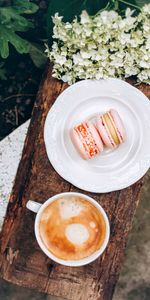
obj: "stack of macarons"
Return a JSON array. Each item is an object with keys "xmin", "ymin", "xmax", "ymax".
[{"xmin": 71, "ymin": 109, "xmax": 126, "ymax": 159}]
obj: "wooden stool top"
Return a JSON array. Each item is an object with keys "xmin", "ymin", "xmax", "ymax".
[{"xmin": 0, "ymin": 64, "xmax": 149, "ymax": 300}]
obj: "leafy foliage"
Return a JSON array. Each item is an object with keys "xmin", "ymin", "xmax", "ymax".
[
  {"xmin": 0, "ymin": 0, "xmax": 148, "ymax": 80},
  {"xmin": 0, "ymin": 0, "xmax": 38, "ymax": 58},
  {"xmin": 29, "ymin": 43, "xmax": 47, "ymax": 68},
  {"xmin": 0, "ymin": 0, "xmax": 47, "ymax": 74}
]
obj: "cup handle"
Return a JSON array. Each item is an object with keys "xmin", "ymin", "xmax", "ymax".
[{"xmin": 26, "ymin": 200, "xmax": 42, "ymax": 213}]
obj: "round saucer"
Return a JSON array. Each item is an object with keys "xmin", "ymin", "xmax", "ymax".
[{"xmin": 44, "ymin": 79, "xmax": 150, "ymax": 193}]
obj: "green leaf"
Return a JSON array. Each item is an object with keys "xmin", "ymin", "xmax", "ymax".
[
  {"xmin": 0, "ymin": 32, "xmax": 9, "ymax": 58},
  {"xmin": 29, "ymin": 43, "xmax": 47, "ymax": 68},
  {"xmin": 0, "ymin": 7, "xmax": 34, "ymax": 31},
  {"xmin": 47, "ymin": 0, "xmax": 113, "ymax": 45},
  {"xmin": 0, "ymin": 1, "xmax": 38, "ymax": 59},
  {"xmin": 9, "ymin": 31, "xmax": 30, "ymax": 54},
  {"xmin": 0, "ymin": 26, "xmax": 30, "ymax": 58},
  {"xmin": 13, "ymin": 0, "xmax": 39, "ymax": 14}
]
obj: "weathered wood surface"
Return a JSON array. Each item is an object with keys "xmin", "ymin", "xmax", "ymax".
[{"xmin": 0, "ymin": 64, "xmax": 150, "ymax": 300}]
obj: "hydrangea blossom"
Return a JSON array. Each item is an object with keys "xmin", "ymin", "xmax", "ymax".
[{"xmin": 45, "ymin": 5, "xmax": 150, "ymax": 85}]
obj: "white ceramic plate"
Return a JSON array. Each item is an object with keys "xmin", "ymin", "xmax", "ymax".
[{"xmin": 44, "ymin": 79, "xmax": 150, "ymax": 193}]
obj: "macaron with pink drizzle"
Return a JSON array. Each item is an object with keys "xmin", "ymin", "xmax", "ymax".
[
  {"xmin": 71, "ymin": 121, "xmax": 103, "ymax": 159},
  {"xmin": 96, "ymin": 109, "xmax": 126, "ymax": 149}
]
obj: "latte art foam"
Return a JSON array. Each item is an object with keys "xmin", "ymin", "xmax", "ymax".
[
  {"xmin": 65, "ymin": 223, "xmax": 89, "ymax": 245},
  {"xmin": 39, "ymin": 196, "xmax": 106, "ymax": 260}
]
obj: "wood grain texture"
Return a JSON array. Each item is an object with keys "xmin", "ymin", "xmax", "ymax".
[{"xmin": 0, "ymin": 64, "xmax": 149, "ymax": 300}]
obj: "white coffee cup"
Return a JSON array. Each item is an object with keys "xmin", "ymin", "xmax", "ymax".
[{"xmin": 26, "ymin": 192, "xmax": 110, "ymax": 267}]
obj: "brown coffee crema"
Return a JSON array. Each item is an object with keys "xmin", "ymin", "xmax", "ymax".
[{"xmin": 39, "ymin": 196, "xmax": 106, "ymax": 260}]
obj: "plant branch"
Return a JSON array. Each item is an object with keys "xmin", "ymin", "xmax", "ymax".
[
  {"xmin": 2, "ymin": 93, "xmax": 35, "ymax": 102},
  {"xmin": 118, "ymin": 0, "xmax": 141, "ymax": 10},
  {"xmin": 15, "ymin": 105, "xmax": 19, "ymax": 126},
  {"xmin": 94, "ymin": 1, "xmax": 113, "ymax": 17}
]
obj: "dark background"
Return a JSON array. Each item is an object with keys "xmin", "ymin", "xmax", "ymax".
[{"xmin": 0, "ymin": 0, "xmax": 48, "ymax": 140}]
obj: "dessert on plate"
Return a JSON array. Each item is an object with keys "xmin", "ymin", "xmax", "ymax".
[
  {"xmin": 71, "ymin": 121, "xmax": 103, "ymax": 159},
  {"xmin": 71, "ymin": 109, "xmax": 126, "ymax": 159},
  {"xmin": 97, "ymin": 109, "xmax": 126, "ymax": 149}
]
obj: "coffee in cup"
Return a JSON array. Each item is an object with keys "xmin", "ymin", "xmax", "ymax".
[{"xmin": 39, "ymin": 195, "xmax": 106, "ymax": 260}]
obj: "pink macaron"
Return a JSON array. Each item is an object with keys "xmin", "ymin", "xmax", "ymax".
[
  {"xmin": 71, "ymin": 121, "xmax": 103, "ymax": 159},
  {"xmin": 96, "ymin": 109, "xmax": 126, "ymax": 149}
]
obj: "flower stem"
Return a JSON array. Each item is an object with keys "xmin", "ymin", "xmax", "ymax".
[
  {"xmin": 118, "ymin": 0, "xmax": 141, "ymax": 11},
  {"xmin": 94, "ymin": 1, "xmax": 112, "ymax": 17}
]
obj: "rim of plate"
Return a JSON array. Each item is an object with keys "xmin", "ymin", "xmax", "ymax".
[{"xmin": 44, "ymin": 78, "xmax": 150, "ymax": 193}]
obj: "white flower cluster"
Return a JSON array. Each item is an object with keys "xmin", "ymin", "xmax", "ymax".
[{"xmin": 45, "ymin": 5, "xmax": 150, "ymax": 85}]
